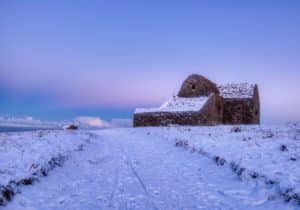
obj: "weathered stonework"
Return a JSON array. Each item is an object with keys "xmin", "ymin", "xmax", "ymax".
[
  {"xmin": 134, "ymin": 94, "xmax": 222, "ymax": 127},
  {"xmin": 178, "ymin": 74, "xmax": 219, "ymax": 97},
  {"xmin": 222, "ymin": 85, "xmax": 260, "ymax": 124},
  {"xmin": 134, "ymin": 74, "xmax": 260, "ymax": 127}
]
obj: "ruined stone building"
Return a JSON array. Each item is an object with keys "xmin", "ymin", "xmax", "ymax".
[{"xmin": 134, "ymin": 74, "xmax": 260, "ymax": 127}]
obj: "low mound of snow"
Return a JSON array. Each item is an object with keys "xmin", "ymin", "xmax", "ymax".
[
  {"xmin": 0, "ymin": 130, "xmax": 92, "ymax": 187},
  {"xmin": 147, "ymin": 123, "xmax": 300, "ymax": 204}
]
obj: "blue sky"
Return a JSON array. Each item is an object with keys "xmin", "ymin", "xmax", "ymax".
[{"xmin": 0, "ymin": 1, "xmax": 300, "ymax": 122}]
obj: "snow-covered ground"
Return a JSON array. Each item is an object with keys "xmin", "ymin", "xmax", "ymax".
[
  {"xmin": 0, "ymin": 124, "xmax": 299, "ymax": 209},
  {"xmin": 149, "ymin": 123, "xmax": 300, "ymax": 205},
  {"xmin": 0, "ymin": 130, "xmax": 94, "ymax": 205}
]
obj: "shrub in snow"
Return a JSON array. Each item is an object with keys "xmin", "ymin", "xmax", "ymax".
[
  {"xmin": 214, "ymin": 156, "xmax": 226, "ymax": 166},
  {"xmin": 190, "ymin": 147, "xmax": 197, "ymax": 153},
  {"xmin": 249, "ymin": 171, "xmax": 259, "ymax": 179},
  {"xmin": 174, "ymin": 139, "xmax": 190, "ymax": 150},
  {"xmin": 280, "ymin": 144, "xmax": 288, "ymax": 152},
  {"xmin": 64, "ymin": 124, "xmax": 78, "ymax": 130},
  {"xmin": 0, "ymin": 185, "xmax": 14, "ymax": 203},
  {"xmin": 38, "ymin": 131, "xmax": 44, "ymax": 138},
  {"xmin": 231, "ymin": 126, "xmax": 241, "ymax": 133},
  {"xmin": 290, "ymin": 129, "xmax": 300, "ymax": 140},
  {"xmin": 262, "ymin": 130, "xmax": 274, "ymax": 138}
]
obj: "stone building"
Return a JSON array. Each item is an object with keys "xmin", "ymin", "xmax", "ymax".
[{"xmin": 133, "ymin": 74, "xmax": 260, "ymax": 127}]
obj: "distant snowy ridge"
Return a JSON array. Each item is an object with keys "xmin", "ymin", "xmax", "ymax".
[
  {"xmin": 0, "ymin": 116, "xmax": 59, "ymax": 129},
  {"xmin": 0, "ymin": 116, "xmax": 113, "ymax": 131}
]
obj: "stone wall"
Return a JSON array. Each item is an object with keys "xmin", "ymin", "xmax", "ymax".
[
  {"xmin": 133, "ymin": 74, "xmax": 260, "ymax": 127},
  {"xmin": 222, "ymin": 85, "xmax": 260, "ymax": 124},
  {"xmin": 178, "ymin": 74, "xmax": 219, "ymax": 97},
  {"xmin": 134, "ymin": 94, "xmax": 222, "ymax": 127},
  {"xmin": 222, "ymin": 99, "xmax": 257, "ymax": 124}
]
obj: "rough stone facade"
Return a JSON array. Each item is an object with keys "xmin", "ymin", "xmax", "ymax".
[
  {"xmin": 134, "ymin": 74, "xmax": 260, "ymax": 127},
  {"xmin": 222, "ymin": 85, "xmax": 260, "ymax": 124},
  {"xmin": 134, "ymin": 94, "xmax": 222, "ymax": 127},
  {"xmin": 178, "ymin": 74, "xmax": 219, "ymax": 97}
]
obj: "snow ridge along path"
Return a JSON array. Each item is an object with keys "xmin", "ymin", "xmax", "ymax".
[
  {"xmin": 150, "ymin": 124, "xmax": 300, "ymax": 205},
  {"xmin": 0, "ymin": 130, "xmax": 93, "ymax": 206},
  {"xmin": 2, "ymin": 127, "xmax": 299, "ymax": 210}
]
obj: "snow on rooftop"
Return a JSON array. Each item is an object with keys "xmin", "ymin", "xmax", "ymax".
[
  {"xmin": 135, "ymin": 95, "xmax": 209, "ymax": 114},
  {"xmin": 218, "ymin": 83, "xmax": 255, "ymax": 99}
]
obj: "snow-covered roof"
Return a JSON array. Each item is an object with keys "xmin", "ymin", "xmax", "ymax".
[
  {"xmin": 135, "ymin": 95, "xmax": 209, "ymax": 114},
  {"xmin": 218, "ymin": 83, "xmax": 255, "ymax": 99}
]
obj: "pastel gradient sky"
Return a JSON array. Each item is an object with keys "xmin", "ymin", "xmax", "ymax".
[{"xmin": 1, "ymin": 1, "xmax": 300, "ymax": 122}]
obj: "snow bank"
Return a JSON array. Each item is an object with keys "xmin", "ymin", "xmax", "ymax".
[
  {"xmin": 135, "ymin": 95, "xmax": 209, "ymax": 114},
  {"xmin": 145, "ymin": 124, "xmax": 300, "ymax": 204},
  {"xmin": 1, "ymin": 124, "xmax": 299, "ymax": 206},
  {"xmin": 0, "ymin": 130, "xmax": 93, "ymax": 205},
  {"xmin": 0, "ymin": 130, "xmax": 92, "ymax": 186}
]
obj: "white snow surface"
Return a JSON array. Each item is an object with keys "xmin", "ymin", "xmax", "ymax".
[
  {"xmin": 218, "ymin": 83, "xmax": 255, "ymax": 98},
  {"xmin": 1, "ymin": 124, "xmax": 300, "ymax": 209},
  {"xmin": 135, "ymin": 95, "xmax": 209, "ymax": 114},
  {"xmin": 151, "ymin": 124, "xmax": 300, "ymax": 196},
  {"xmin": 0, "ymin": 130, "xmax": 92, "ymax": 186}
]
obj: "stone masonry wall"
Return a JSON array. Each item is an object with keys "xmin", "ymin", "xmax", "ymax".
[
  {"xmin": 134, "ymin": 94, "xmax": 222, "ymax": 127},
  {"xmin": 133, "ymin": 74, "xmax": 260, "ymax": 127},
  {"xmin": 222, "ymin": 85, "xmax": 260, "ymax": 124},
  {"xmin": 222, "ymin": 98, "xmax": 259, "ymax": 124}
]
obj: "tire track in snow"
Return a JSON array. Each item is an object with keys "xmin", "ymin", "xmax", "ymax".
[
  {"xmin": 127, "ymin": 158, "xmax": 148, "ymax": 195},
  {"xmin": 91, "ymin": 133, "xmax": 120, "ymax": 209},
  {"xmin": 107, "ymin": 147, "xmax": 120, "ymax": 208},
  {"xmin": 120, "ymin": 145, "xmax": 159, "ymax": 210},
  {"xmin": 108, "ymin": 168, "xmax": 119, "ymax": 208},
  {"xmin": 4, "ymin": 129, "xmax": 294, "ymax": 210}
]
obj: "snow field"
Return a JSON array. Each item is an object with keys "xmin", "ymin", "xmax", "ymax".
[
  {"xmin": 146, "ymin": 124, "xmax": 300, "ymax": 205},
  {"xmin": 0, "ymin": 130, "xmax": 94, "ymax": 206}
]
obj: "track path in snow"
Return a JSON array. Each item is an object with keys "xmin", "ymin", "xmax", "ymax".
[{"xmin": 4, "ymin": 128, "xmax": 295, "ymax": 210}]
